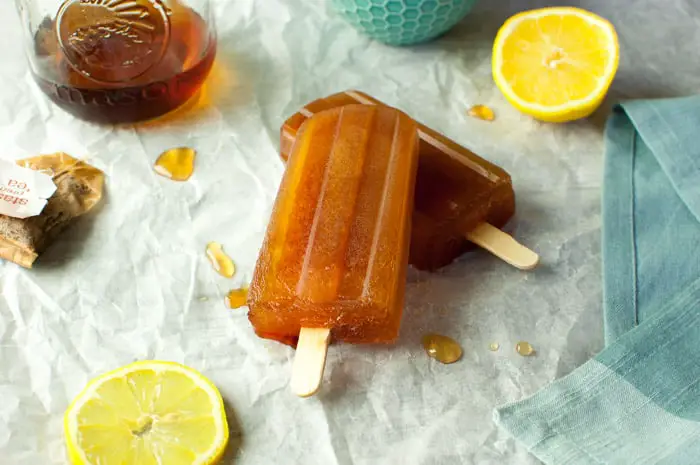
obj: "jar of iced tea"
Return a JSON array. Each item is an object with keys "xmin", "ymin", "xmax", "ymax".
[{"xmin": 15, "ymin": 0, "xmax": 217, "ymax": 124}]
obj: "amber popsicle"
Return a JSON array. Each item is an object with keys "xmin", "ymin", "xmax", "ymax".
[
  {"xmin": 281, "ymin": 91, "xmax": 538, "ymax": 271},
  {"xmin": 248, "ymin": 105, "xmax": 419, "ymax": 396}
]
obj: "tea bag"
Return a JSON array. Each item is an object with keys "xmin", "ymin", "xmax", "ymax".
[{"xmin": 0, "ymin": 153, "xmax": 104, "ymax": 268}]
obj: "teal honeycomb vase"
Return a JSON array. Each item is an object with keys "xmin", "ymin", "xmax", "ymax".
[{"xmin": 331, "ymin": 0, "xmax": 478, "ymax": 46}]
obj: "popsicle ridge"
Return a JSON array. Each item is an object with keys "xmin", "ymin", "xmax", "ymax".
[{"xmin": 298, "ymin": 106, "xmax": 373, "ymax": 303}]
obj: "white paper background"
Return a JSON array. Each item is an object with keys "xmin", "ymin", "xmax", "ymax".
[{"xmin": 1, "ymin": 0, "xmax": 699, "ymax": 464}]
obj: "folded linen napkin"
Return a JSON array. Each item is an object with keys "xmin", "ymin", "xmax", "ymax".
[{"xmin": 495, "ymin": 96, "xmax": 700, "ymax": 465}]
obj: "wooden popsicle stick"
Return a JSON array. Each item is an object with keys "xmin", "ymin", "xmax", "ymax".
[
  {"xmin": 466, "ymin": 223, "xmax": 539, "ymax": 271},
  {"xmin": 291, "ymin": 327, "xmax": 331, "ymax": 397}
]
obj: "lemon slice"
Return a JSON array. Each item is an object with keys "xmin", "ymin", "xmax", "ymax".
[
  {"xmin": 64, "ymin": 361, "xmax": 229, "ymax": 465},
  {"xmin": 492, "ymin": 7, "xmax": 619, "ymax": 122}
]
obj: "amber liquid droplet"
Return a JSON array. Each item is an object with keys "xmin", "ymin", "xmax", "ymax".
[
  {"xmin": 225, "ymin": 287, "xmax": 248, "ymax": 309},
  {"xmin": 154, "ymin": 147, "xmax": 196, "ymax": 181},
  {"xmin": 205, "ymin": 242, "xmax": 236, "ymax": 278},
  {"xmin": 422, "ymin": 334, "xmax": 463, "ymax": 364},
  {"xmin": 468, "ymin": 104, "xmax": 495, "ymax": 121},
  {"xmin": 489, "ymin": 342, "xmax": 500, "ymax": 352},
  {"xmin": 516, "ymin": 341, "xmax": 535, "ymax": 356}
]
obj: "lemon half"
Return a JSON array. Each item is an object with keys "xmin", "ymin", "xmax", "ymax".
[
  {"xmin": 492, "ymin": 7, "xmax": 619, "ymax": 122},
  {"xmin": 64, "ymin": 361, "xmax": 229, "ymax": 465}
]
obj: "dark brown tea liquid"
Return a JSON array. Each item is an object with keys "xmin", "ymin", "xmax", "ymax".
[{"xmin": 32, "ymin": 1, "xmax": 216, "ymax": 124}]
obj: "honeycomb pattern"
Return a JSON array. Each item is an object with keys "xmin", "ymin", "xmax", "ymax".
[{"xmin": 331, "ymin": 0, "xmax": 477, "ymax": 46}]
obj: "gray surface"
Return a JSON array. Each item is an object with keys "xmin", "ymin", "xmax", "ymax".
[{"xmin": 0, "ymin": 0, "xmax": 698, "ymax": 464}]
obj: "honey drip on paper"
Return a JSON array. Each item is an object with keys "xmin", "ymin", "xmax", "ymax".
[
  {"xmin": 225, "ymin": 287, "xmax": 249, "ymax": 309},
  {"xmin": 468, "ymin": 104, "xmax": 495, "ymax": 121},
  {"xmin": 516, "ymin": 341, "xmax": 535, "ymax": 356},
  {"xmin": 154, "ymin": 148, "xmax": 196, "ymax": 181},
  {"xmin": 205, "ymin": 242, "xmax": 236, "ymax": 278},
  {"xmin": 422, "ymin": 334, "xmax": 463, "ymax": 364}
]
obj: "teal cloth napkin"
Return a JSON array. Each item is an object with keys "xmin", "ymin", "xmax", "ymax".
[{"xmin": 494, "ymin": 96, "xmax": 700, "ymax": 464}]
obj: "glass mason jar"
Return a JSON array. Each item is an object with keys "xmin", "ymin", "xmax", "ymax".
[{"xmin": 15, "ymin": 0, "xmax": 217, "ymax": 124}]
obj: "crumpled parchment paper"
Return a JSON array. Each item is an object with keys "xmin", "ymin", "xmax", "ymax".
[{"xmin": 1, "ymin": 0, "xmax": 699, "ymax": 464}]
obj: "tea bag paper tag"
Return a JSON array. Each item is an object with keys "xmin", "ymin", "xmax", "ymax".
[{"xmin": 0, "ymin": 159, "xmax": 57, "ymax": 219}]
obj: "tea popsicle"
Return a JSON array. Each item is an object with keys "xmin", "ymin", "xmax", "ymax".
[
  {"xmin": 281, "ymin": 91, "xmax": 538, "ymax": 271},
  {"xmin": 248, "ymin": 104, "xmax": 419, "ymax": 396}
]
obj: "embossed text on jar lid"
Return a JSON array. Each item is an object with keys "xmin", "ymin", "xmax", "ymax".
[{"xmin": 55, "ymin": 0, "xmax": 171, "ymax": 83}]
